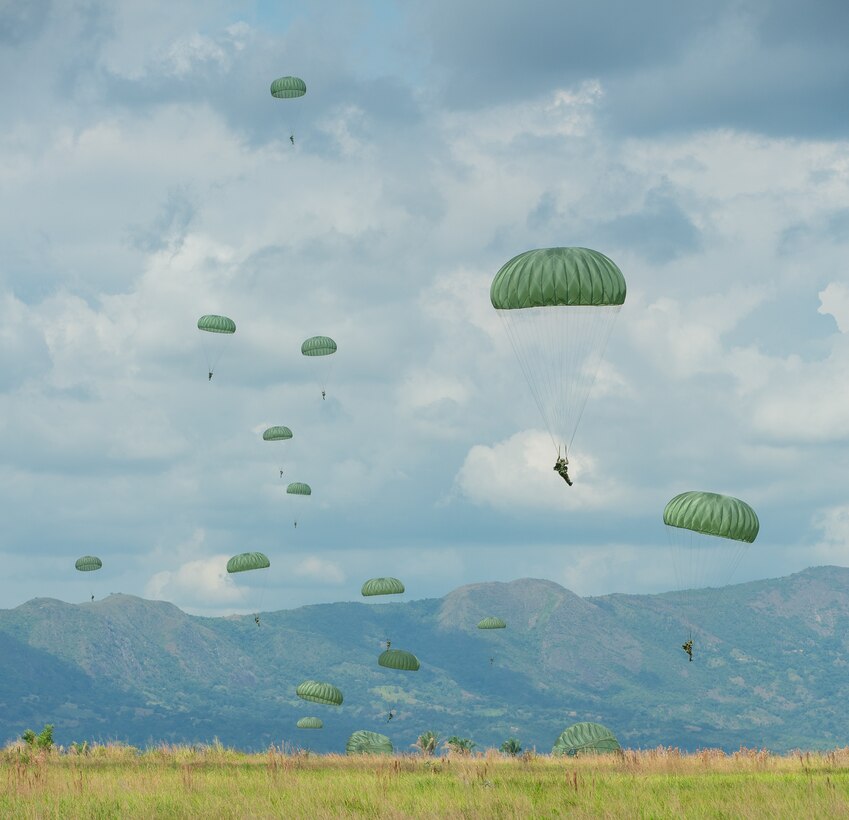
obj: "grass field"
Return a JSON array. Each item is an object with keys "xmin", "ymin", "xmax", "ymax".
[{"xmin": 3, "ymin": 743, "xmax": 849, "ymax": 818}]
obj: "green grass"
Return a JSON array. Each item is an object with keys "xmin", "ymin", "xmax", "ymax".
[{"xmin": 3, "ymin": 744, "xmax": 849, "ymax": 818}]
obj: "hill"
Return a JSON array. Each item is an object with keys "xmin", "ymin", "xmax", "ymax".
[{"xmin": 1, "ymin": 567, "xmax": 848, "ymax": 752}]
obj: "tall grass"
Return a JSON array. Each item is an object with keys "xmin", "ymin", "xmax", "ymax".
[{"xmin": 2, "ymin": 742, "xmax": 849, "ymax": 818}]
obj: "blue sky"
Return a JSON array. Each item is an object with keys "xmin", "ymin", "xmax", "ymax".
[{"xmin": 1, "ymin": 0, "xmax": 848, "ymax": 614}]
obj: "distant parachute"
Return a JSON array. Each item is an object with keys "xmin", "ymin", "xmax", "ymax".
[
  {"xmin": 361, "ymin": 577, "xmax": 405, "ymax": 597},
  {"xmin": 663, "ymin": 491, "xmax": 759, "ymax": 645},
  {"xmin": 346, "ymin": 730, "xmax": 393, "ymax": 756},
  {"xmin": 378, "ymin": 649, "xmax": 420, "ymax": 671},
  {"xmin": 491, "ymin": 247, "xmax": 625, "ymax": 481},
  {"xmin": 271, "ymin": 76, "xmax": 307, "ymax": 146},
  {"xmin": 197, "ymin": 315, "xmax": 236, "ymax": 334},
  {"xmin": 477, "ymin": 617, "xmax": 507, "ymax": 629},
  {"xmin": 75, "ymin": 556, "xmax": 102, "ymax": 572},
  {"xmin": 287, "ymin": 481, "xmax": 311, "ymax": 528},
  {"xmin": 301, "ymin": 336, "xmax": 337, "ymax": 400},
  {"xmin": 270, "ymin": 76, "xmax": 307, "ymax": 99},
  {"xmin": 226, "ymin": 552, "xmax": 270, "ymax": 574},
  {"xmin": 197, "ymin": 314, "xmax": 236, "ymax": 380},
  {"xmin": 552, "ymin": 722, "xmax": 621, "ymax": 756},
  {"xmin": 301, "ymin": 336, "xmax": 337, "ymax": 357},
  {"xmin": 287, "ymin": 482, "xmax": 312, "ymax": 496},
  {"xmin": 296, "ymin": 717, "xmax": 323, "ymax": 729},
  {"xmin": 296, "ymin": 680, "xmax": 343, "ymax": 706},
  {"xmin": 263, "ymin": 426, "xmax": 293, "ymax": 441}
]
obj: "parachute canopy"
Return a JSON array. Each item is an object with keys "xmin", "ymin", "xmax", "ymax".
[
  {"xmin": 301, "ymin": 336, "xmax": 337, "ymax": 357},
  {"xmin": 296, "ymin": 680, "xmax": 343, "ymax": 706},
  {"xmin": 552, "ymin": 722, "xmax": 621, "ymax": 756},
  {"xmin": 270, "ymin": 76, "xmax": 307, "ymax": 99},
  {"xmin": 75, "ymin": 556, "xmax": 102, "ymax": 572},
  {"xmin": 491, "ymin": 247, "xmax": 625, "ymax": 462},
  {"xmin": 378, "ymin": 649, "xmax": 420, "ymax": 671},
  {"xmin": 296, "ymin": 717, "xmax": 323, "ymax": 729},
  {"xmin": 287, "ymin": 482, "xmax": 312, "ymax": 496},
  {"xmin": 197, "ymin": 315, "xmax": 236, "ymax": 334},
  {"xmin": 226, "ymin": 552, "xmax": 270, "ymax": 574},
  {"xmin": 346, "ymin": 730, "xmax": 393, "ymax": 756},
  {"xmin": 663, "ymin": 491, "xmax": 759, "ymax": 543},
  {"xmin": 263, "ymin": 426, "xmax": 293, "ymax": 441},
  {"xmin": 491, "ymin": 248, "xmax": 626, "ymax": 309},
  {"xmin": 361, "ymin": 577, "xmax": 405, "ymax": 597},
  {"xmin": 477, "ymin": 616, "xmax": 506, "ymax": 629}
]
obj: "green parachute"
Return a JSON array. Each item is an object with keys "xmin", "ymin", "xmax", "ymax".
[
  {"xmin": 477, "ymin": 616, "xmax": 507, "ymax": 629},
  {"xmin": 296, "ymin": 680, "xmax": 343, "ymax": 706},
  {"xmin": 296, "ymin": 717, "xmax": 323, "ymax": 729},
  {"xmin": 287, "ymin": 481, "xmax": 311, "ymax": 528},
  {"xmin": 226, "ymin": 552, "xmax": 270, "ymax": 573},
  {"xmin": 197, "ymin": 314, "xmax": 236, "ymax": 380},
  {"xmin": 378, "ymin": 649, "xmax": 420, "ymax": 671},
  {"xmin": 491, "ymin": 247, "xmax": 625, "ymax": 479},
  {"xmin": 263, "ymin": 426, "xmax": 293, "ymax": 441},
  {"xmin": 270, "ymin": 76, "xmax": 306, "ymax": 99},
  {"xmin": 663, "ymin": 491, "xmax": 759, "ymax": 653},
  {"xmin": 346, "ymin": 730, "xmax": 393, "ymax": 756},
  {"xmin": 361, "ymin": 577, "xmax": 405, "ymax": 597},
  {"xmin": 270, "ymin": 76, "xmax": 307, "ymax": 145},
  {"xmin": 301, "ymin": 336, "xmax": 337, "ymax": 400},
  {"xmin": 301, "ymin": 336, "xmax": 337, "ymax": 356},
  {"xmin": 664, "ymin": 491, "xmax": 759, "ymax": 543},
  {"xmin": 552, "ymin": 722, "xmax": 621, "ymax": 756},
  {"xmin": 75, "ymin": 556, "xmax": 102, "ymax": 572}
]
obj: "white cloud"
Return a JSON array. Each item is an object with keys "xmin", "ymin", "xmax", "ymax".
[
  {"xmin": 818, "ymin": 282, "xmax": 849, "ymax": 333},
  {"xmin": 455, "ymin": 429, "xmax": 624, "ymax": 512},
  {"xmin": 145, "ymin": 554, "xmax": 244, "ymax": 607},
  {"xmin": 292, "ymin": 557, "xmax": 346, "ymax": 585}
]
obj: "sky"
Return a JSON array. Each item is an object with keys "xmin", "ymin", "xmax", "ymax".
[{"xmin": 1, "ymin": 0, "xmax": 848, "ymax": 615}]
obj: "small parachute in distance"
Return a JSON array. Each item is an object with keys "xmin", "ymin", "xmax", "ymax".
[
  {"xmin": 361, "ymin": 577, "xmax": 405, "ymax": 597},
  {"xmin": 197, "ymin": 315, "xmax": 236, "ymax": 334},
  {"xmin": 226, "ymin": 552, "xmax": 270, "ymax": 574},
  {"xmin": 197, "ymin": 314, "xmax": 236, "ymax": 380},
  {"xmin": 301, "ymin": 336, "xmax": 337, "ymax": 357},
  {"xmin": 301, "ymin": 336, "xmax": 337, "ymax": 400},
  {"xmin": 346, "ymin": 730, "xmax": 393, "ymax": 756},
  {"xmin": 263, "ymin": 426, "xmax": 293, "ymax": 441},
  {"xmin": 271, "ymin": 77, "xmax": 306, "ymax": 146},
  {"xmin": 270, "ymin": 76, "xmax": 307, "ymax": 99},
  {"xmin": 286, "ymin": 482, "xmax": 312, "ymax": 496},
  {"xmin": 296, "ymin": 679, "xmax": 343, "ymax": 706},
  {"xmin": 552, "ymin": 722, "xmax": 621, "ymax": 756},
  {"xmin": 378, "ymin": 649, "xmax": 420, "ymax": 671},
  {"xmin": 75, "ymin": 556, "xmax": 102, "ymax": 572},
  {"xmin": 296, "ymin": 717, "xmax": 323, "ymax": 729},
  {"xmin": 477, "ymin": 616, "xmax": 506, "ymax": 629}
]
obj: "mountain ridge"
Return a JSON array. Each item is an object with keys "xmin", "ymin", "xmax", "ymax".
[{"xmin": 2, "ymin": 566, "xmax": 848, "ymax": 752}]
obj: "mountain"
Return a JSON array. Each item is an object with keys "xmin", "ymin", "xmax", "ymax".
[{"xmin": 1, "ymin": 567, "xmax": 849, "ymax": 753}]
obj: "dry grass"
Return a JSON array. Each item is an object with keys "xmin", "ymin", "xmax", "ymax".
[{"xmin": 2, "ymin": 742, "xmax": 849, "ymax": 818}]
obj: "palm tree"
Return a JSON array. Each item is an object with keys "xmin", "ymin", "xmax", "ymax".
[
  {"xmin": 444, "ymin": 736, "xmax": 476, "ymax": 756},
  {"xmin": 413, "ymin": 731, "xmax": 440, "ymax": 756},
  {"xmin": 500, "ymin": 737, "xmax": 522, "ymax": 756}
]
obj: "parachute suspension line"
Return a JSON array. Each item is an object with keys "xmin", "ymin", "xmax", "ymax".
[
  {"xmin": 498, "ymin": 305, "xmax": 621, "ymax": 456},
  {"xmin": 200, "ymin": 334, "xmax": 230, "ymax": 378}
]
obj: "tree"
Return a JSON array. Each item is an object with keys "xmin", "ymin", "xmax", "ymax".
[
  {"xmin": 500, "ymin": 737, "xmax": 522, "ymax": 756},
  {"xmin": 444, "ymin": 736, "xmax": 476, "ymax": 756},
  {"xmin": 413, "ymin": 731, "xmax": 439, "ymax": 756}
]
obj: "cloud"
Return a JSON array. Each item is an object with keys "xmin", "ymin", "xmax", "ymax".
[
  {"xmin": 818, "ymin": 282, "xmax": 849, "ymax": 333},
  {"xmin": 456, "ymin": 430, "xmax": 625, "ymax": 513},
  {"xmin": 292, "ymin": 557, "xmax": 345, "ymax": 585},
  {"xmin": 145, "ymin": 554, "xmax": 244, "ymax": 608}
]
